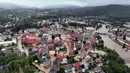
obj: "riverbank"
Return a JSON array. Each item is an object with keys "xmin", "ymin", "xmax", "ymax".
[{"xmin": 108, "ymin": 35, "xmax": 130, "ymax": 49}]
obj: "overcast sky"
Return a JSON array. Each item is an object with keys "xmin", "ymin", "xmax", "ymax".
[{"xmin": 0, "ymin": 0, "xmax": 130, "ymax": 8}]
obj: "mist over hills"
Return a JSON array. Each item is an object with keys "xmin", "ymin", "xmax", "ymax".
[
  {"xmin": 0, "ymin": 3, "xmax": 130, "ymax": 19},
  {"xmin": 0, "ymin": 3, "xmax": 82, "ymax": 9},
  {"xmin": 41, "ymin": 4, "xmax": 82, "ymax": 9},
  {"xmin": 0, "ymin": 3, "xmax": 28, "ymax": 9}
]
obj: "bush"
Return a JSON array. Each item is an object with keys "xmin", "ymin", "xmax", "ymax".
[
  {"xmin": 117, "ymin": 57, "xmax": 125, "ymax": 65},
  {"xmin": 74, "ymin": 50, "xmax": 78, "ymax": 55},
  {"xmin": 54, "ymin": 54, "xmax": 57, "ymax": 57},
  {"xmin": 57, "ymin": 67, "xmax": 65, "ymax": 73},
  {"xmin": 85, "ymin": 70, "xmax": 89, "ymax": 73}
]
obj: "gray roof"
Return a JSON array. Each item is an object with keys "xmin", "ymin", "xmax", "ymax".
[
  {"xmin": 43, "ymin": 58, "xmax": 51, "ymax": 67},
  {"xmin": 94, "ymin": 67, "xmax": 102, "ymax": 72},
  {"xmin": 64, "ymin": 64, "xmax": 73, "ymax": 71},
  {"xmin": 49, "ymin": 65, "xmax": 58, "ymax": 73}
]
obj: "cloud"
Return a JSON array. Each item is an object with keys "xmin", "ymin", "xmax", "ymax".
[{"xmin": 0, "ymin": 0, "xmax": 130, "ymax": 7}]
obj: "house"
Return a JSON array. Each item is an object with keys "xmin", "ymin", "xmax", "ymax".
[
  {"xmin": 42, "ymin": 56, "xmax": 51, "ymax": 68},
  {"xmin": 21, "ymin": 33, "xmax": 37, "ymax": 46},
  {"xmin": 95, "ymin": 58, "xmax": 101, "ymax": 63},
  {"xmin": 0, "ymin": 33, "xmax": 5, "ymax": 42},
  {"xmin": 71, "ymin": 33, "xmax": 83, "ymax": 38},
  {"xmin": 64, "ymin": 64, "xmax": 73, "ymax": 73},
  {"xmin": 84, "ymin": 33, "xmax": 92, "ymax": 40},
  {"xmin": 56, "ymin": 55, "xmax": 62, "ymax": 61},
  {"xmin": 50, "ymin": 58, "xmax": 61, "ymax": 73},
  {"xmin": 40, "ymin": 27, "xmax": 49, "ymax": 33},
  {"xmin": 91, "ymin": 37, "xmax": 97, "ymax": 42},
  {"xmin": 94, "ymin": 67, "xmax": 102, "ymax": 73},
  {"xmin": 60, "ymin": 58, "xmax": 68, "ymax": 65},
  {"xmin": 73, "ymin": 62, "xmax": 81, "ymax": 67},
  {"xmin": 0, "ymin": 38, "xmax": 17, "ymax": 47},
  {"xmin": 41, "ymin": 34, "xmax": 50, "ymax": 43},
  {"xmin": 38, "ymin": 46, "xmax": 51, "ymax": 68},
  {"xmin": 84, "ymin": 44, "xmax": 89, "ymax": 51},
  {"xmin": 26, "ymin": 28, "xmax": 38, "ymax": 33},
  {"xmin": 48, "ymin": 43, "xmax": 54, "ymax": 51},
  {"xmin": 49, "ymin": 65, "xmax": 58, "ymax": 73}
]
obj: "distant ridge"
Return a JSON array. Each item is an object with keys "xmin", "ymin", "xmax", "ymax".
[
  {"xmin": 41, "ymin": 4, "xmax": 82, "ymax": 9},
  {"xmin": 68, "ymin": 4, "xmax": 130, "ymax": 17}
]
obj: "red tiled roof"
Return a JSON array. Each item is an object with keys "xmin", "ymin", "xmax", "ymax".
[
  {"xmin": 21, "ymin": 33, "xmax": 37, "ymax": 44},
  {"xmin": 73, "ymin": 62, "xmax": 81, "ymax": 67},
  {"xmin": 85, "ymin": 46, "xmax": 89, "ymax": 49},
  {"xmin": 39, "ymin": 48, "xmax": 45, "ymax": 52},
  {"xmin": 84, "ymin": 29, "xmax": 88, "ymax": 32},
  {"xmin": 26, "ymin": 39, "xmax": 36, "ymax": 44},
  {"xmin": 96, "ymin": 58, "xmax": 101, "ymax": 62},
  {"xmin": 117, "ymin": 37, "xmax": 126, "ymax": 44},
  {"xmin": 56, "ymin": 55, "xmax": 62, "ymax": 61},
  {"xmin": 92, "ymin": 37, "xmax": 96, "ymax": 41},
  {"xmin": 27, "ymin": 33, "xmax": 37, "ymax": 37},
  {"xmin": 71, "ymin": 33, "xmax": 82, "ymax": 37},
  {"xmin": 52, "ymin": 40, "xmax": 55, "ymax": 44},
  {"xmin": 40, "ymin": 27, "xmax": 49, "ymax": 31},
  {"xmin": 60, "ymin": 39, "xmax": 64, "ymax": 43},
  {"xmin": 48, "ymin": 43, "xmax": 54, "ymax": 49}
]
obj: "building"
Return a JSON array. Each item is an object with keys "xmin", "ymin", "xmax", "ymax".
[
  {"xmin": 21, "ymin": 33, "xmax": 37, "ymax": 46},
  {"xmin": 40, "ymin": 27, "xmax": 49, "ymax": 33}
]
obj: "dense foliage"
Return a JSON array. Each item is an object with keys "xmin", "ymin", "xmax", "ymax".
[
  {"xmin": 0, "ymin": 52, "xmax": 38, "ymax": 73},
  {"xmin": 97, "ymin": 47, "xmax": 130, "ymax": 73}
]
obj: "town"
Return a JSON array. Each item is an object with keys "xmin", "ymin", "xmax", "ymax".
[{"xmin": 0, "ymin": 1, "xmax": 130, "ymax": 73}]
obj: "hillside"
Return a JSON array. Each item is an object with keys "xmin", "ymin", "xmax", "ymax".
[
  {"xmin": 69, "ymin": 4, "xmax": 130, "ymax": 17},
  {"xmin": 42, "ymin": 4, "xmax": 81, "ymax": 10}
]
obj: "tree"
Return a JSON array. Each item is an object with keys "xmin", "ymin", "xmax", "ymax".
[
  {"xmin": 74, "ymin": 50, "xmax": 78, "ymax": 55},
  {"xmin": 6, "ymin": 53, "xmax": 19, "ymax": 64},
  {"xmin": 0, "ymin": 56, "xmax": 6, "ymax": 67},
  {"xmin": 122, "ymin": 44, "xmax": 126, "ymax": 49},
  {"xmin": 7, "ymin": 60, "xmax": 19, "ymax": 73},
  {"xmin": 117, "ymin": 57, "xmax": 125, "ymax": 64},
  {"xmin": 83, "ymin": 41, "xmax": 86, "ymax": 45},
  {"xmin": 123, "ymin": 34, "xmax": 126, "ymax": 40},
  {"xmin": 23, "ymin": 65, "xmax": 35, "ymax": 73},
  {"xmin": 57, "ymin": 67, "xmax": 65, "ymax": 73},
  {"xmin": 11, "ymin": 33, "xmax": 14, "ymax": 37},
  {"xmin": 0, "ymin": 70, "xmax": 4, "ymax": 73},
  {"xmin": 88, "ymin": 63, "xmax": 94, "ymax": 70},
  {"xmin": 85, "ymin": 70, "xmax": 89, "ymax": 73},
  {"xmin": 5, "ymin": 52, "xmax": 32, "ymax": 73},
  {"xmin": 102, "ymin": 66, "xmax": 113, "ymax": 73}
]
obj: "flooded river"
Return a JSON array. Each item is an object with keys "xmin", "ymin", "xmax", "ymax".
[{"xmin": 98, "ymin": 25, "xmax": 130, "ymax": 59}]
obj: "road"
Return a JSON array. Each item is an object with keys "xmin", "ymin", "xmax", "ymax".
[
  {"xmin": 17, "ymin": 37, "xmax": 24, "ymax": 52},
  {"xmin": 64, "ymin": 42, "xmax": 70, "ymax": 56},
  {"xmin": 97, "ymin": 25, "xmax": 130, "ymax": 60},
  {"xmin": 17, "ymin": 36, "xmax": 29, "ymax": 57}
]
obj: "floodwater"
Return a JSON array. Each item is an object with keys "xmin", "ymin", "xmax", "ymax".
[{"xmin": 98, "ymin": 25, "xmax": 130, "ymax": 59}]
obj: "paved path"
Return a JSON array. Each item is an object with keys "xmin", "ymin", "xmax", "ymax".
[
  {"xmin": 17, "ymin": 37, "xmax": 25, "ymax": 52},
  {"xmin": 64, "ymin": 42, "xmax": 70, "ymax": 56}
]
